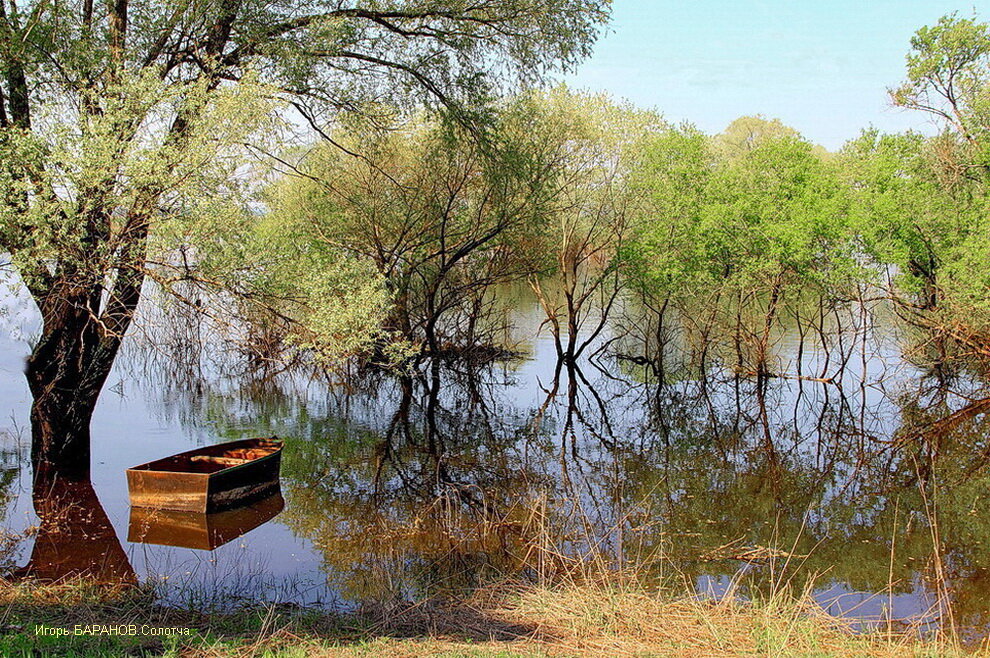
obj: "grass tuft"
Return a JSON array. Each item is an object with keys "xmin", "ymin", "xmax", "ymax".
[{"xmin": 0, "ymin": 576, "xmax": 982, "ymax": 657}]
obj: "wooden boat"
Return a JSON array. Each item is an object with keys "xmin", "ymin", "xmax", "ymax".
[
  {"xmin": 126, "ymin": 437, "xmax": 282, "ymax": 513},
  {"xmin": 127, "ymin": 491, "xmax": 284, "ymax": 550}
]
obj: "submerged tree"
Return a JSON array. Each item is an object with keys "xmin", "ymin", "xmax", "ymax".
[
  {"xmin": 843, "ymin": 131, "xmax": 967, "ymax": 311},
  {"xmin": 517, "ymin": 88, "xmax": 659, "ymax": 362},
  {"xmin": 703, "ymin": 135, "xmax": 851, "ymax": 376},
  {"xmin": 0, "ymin": 0, "xmax": 609, "ymax": 481},
  {"xmin": 622, "ymin": 124, "xmax": 713, "ymax": 376},
  {"xmin": 259, "ymin": 111, "xmax": 555, "ymax": 361},
  {"xmin": 856, "ymin": 13, "xmax": 990, "ymax": 356},
  {"xmin": 625, "ymin": 121, "xmax": 852, "ymax": 379}
]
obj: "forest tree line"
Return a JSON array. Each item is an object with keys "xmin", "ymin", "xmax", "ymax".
[
  {"xmin": 241, "ymin": 14, "xmax": 990, "ymax": 379},
  {"xmin": 0, "ymin": 0, "xmax": 988, "ymax": 477}
]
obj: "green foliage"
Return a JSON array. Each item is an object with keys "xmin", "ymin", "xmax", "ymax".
[
  {"xmin": 258, "ymin": 238, "xmax": 393, "ymax": 364},
  {"xmin": 0, "ymin": 72, "xmax": 266, "ymax": 277},
  {"xmin": 624, "ymin": 124, "xmax": 712, "ymax": 296},
  {"xmin": 892, "ymin": 13, "xmax": 990, "ymax": 151},
  {"xmin": 703, "ymin": 135, "xmax": 851, "ymax": 287},
  {"xmin": 843, "ymin": 131, "xmax": 961, "ymax": 289},
  {"xmin": 622, "ymin": 118, "xmax": 858, "ymax": 374},
  {"xmin": 258, "ymin": 110, "xmax": 554, "ymax": 357},
  {"xmin": 630, "ymin": 121, "xmax": 853, "ymax": 293},
  {"xmin": 626, "ymin": 121, "xmax": 852, "ymax": 334},
  {"xmin": 842, "ymin": 128, "xmax": 990, "ymax": 336},
  {"xmin": 887, "ymin": 8, "xmax": 990, "ymax": 296},
  {"xmin": 511, "ymin": 86, "xmax": 661, "ymax": 276}
]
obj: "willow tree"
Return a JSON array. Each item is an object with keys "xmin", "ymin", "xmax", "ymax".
[
  {"xmin": 878, "ymin": 13, "xmax": 990, "ymax": 353},
  {"xmin": 515, "ymin": 88, "xmax": 659, "ymax": 362},
  {"xmin": 622, "ymin": 124, "xmax": 712, "ymax": 373},
  {"xmin": 0, "ymin": 0, "xmax": 609, "ymax": 482},
  {"xmin": 259, "ymin": 111, "xmax": 555, "ymax": 362},
  {"xmin": 700, "ymin": 135, "xmax": 851, "ymax": 377}
]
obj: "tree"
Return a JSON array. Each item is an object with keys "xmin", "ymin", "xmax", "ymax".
[
  {"xmin": 714, "ymin": 115, "xmax": 799, "ymax": 160},
  {"xmin": 622, "ymin": 124, "xmax": 712, "ymax": 376},
  {"xmin": 700, "ymin": 135, "xmax": 850, "ymax": 376},
  {"xmin": 0, "ymin": 0, "xmax": 609, "ymax": 482},
  {"xmin": 517, "ymin": 88, "xmax": 659, "ymax": 362},
  {"xmin": 843, "ymin": 129, "xmax": 990, "ymax": 357},
  {"xmin": 891, "ymin": 13, "xmax": 990, "ymax": 158},
  {"xmin": 843, "ymin": 131, "xmax": 965, "ymax": 310},
  {"xmin": 870, "ymin": 13, "xmax": 990, "ymax": 355},
  {"xmin": 626, "ymin": 122, "xmax": 851, "ymax": 379},
  {"xmin": 259, "ymin": 111, "xmax": 553, "ymax": 361}
]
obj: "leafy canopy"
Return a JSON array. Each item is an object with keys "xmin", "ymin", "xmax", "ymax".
[{"xmin": 0, "ymin": 0, "xmax": 611, "ymax": 350}]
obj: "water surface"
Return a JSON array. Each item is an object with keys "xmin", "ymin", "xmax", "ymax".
[{"xmin": 2, "ymin": 286, "xmax": 989, "ymax": 642}]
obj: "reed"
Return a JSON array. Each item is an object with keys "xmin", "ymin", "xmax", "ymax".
[{"xmin": 0, "ymin": 498, "xmax": 983, "ymax": 658}]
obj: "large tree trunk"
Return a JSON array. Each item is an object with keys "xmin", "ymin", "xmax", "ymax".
[{"xmin": 25, "ymin": 282, "xmax": 128, "ymax": 483}]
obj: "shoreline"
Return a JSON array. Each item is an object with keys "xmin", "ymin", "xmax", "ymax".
[{"xmin": 1, "ymin": 578, "xmax": 981, "ymax": 657}]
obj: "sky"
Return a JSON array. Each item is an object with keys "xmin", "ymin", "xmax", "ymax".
[{"xmin": 565, "ymin": 1, "xmax": 990, "ymax": 150}]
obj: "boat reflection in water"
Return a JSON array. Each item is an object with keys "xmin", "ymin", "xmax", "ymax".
[{"xmin": 127, "ymin": 490, "xmax": 284, "ymax": 550}]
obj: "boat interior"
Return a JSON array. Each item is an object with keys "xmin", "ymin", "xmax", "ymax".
[{"xmin": 130, "ymin": 439, "xmax": 281, "ymax": 474}]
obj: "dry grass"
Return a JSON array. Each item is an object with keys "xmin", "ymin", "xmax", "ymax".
[
  {"xmin": 451, "ymin": 582, "xmax": 980, "ymax": 658},
  {"xmin": 3, "ymin": 576, "xmax": 980, "ymax": 658},
  {"xmin": 2, "ymin": 489, "xmax": 986, "ymax": 657},
  {"xmin": 185, "ymin": 583, "xmax": 990, "ymax": 657}
]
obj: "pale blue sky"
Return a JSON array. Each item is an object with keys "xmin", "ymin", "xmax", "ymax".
[{"xmin": 565, "ymin": 1, "xmax": 989, "ymax": 150}]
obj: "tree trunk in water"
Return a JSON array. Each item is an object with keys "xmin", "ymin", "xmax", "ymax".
[
  {"xmin": 908, "ymin": 258, "xmax": 939, "ymax": 310},
  {"xmin": 25, "ymin": 285, "xmax": 124, "ymax": 483},
  {"xmin": 758, "ymin": 277, "xmax": 783, "ymax": 380}
]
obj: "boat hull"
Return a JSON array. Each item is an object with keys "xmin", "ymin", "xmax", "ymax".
[{"xmin": 127, "ymin": 438, "xmax": 282, "ymax": 513}]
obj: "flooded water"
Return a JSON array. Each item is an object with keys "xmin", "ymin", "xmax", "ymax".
[{"xmin": 2, "ymin": 283, "xmax": 990, "ymax": 642}]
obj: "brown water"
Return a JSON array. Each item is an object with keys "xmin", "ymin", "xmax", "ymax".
[{"xmin": 2, "ymin": 286, "xmax": 990, "ymax": 641}]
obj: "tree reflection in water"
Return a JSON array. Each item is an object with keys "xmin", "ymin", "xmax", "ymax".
[
  {"xmin": 117, "ymin": 302, "xmax": 990, "ymax": 641},
  {"xmin": 16, "ymin": 473, "xmax": 135, "ymax": 586}
]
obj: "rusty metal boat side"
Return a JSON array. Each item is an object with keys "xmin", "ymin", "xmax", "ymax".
[{"xmin": 126, "ymin": 437, "xmax": 282, "ymax": 513}]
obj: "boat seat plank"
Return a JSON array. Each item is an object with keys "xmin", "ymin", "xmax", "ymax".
[{"xmin": 189, "ymin": 455, "xmax": 252, "ymax": 466}]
